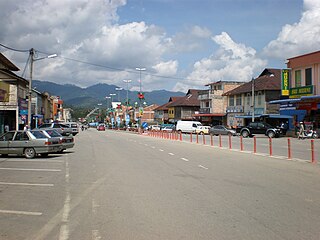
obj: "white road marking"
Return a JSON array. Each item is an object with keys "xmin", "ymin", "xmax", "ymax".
[
  {"xmin": 0, "ymin": 209, "xmax": 42, "ymax": 216},
  {"xmin": 4, "ymin": 159, "xmax": 63, "ymax": 163},
  {"xmin": 198, "ymin": 165, "xmax": 208, "ymax": 170},
  {"xmin": 0, "ymin": 167, "xmax": 61, "ymax": 172},
  {"xmin": 0, "ymin": 182, "xmax": 54, "ymax": 187},
  {"xmin": 181, "ymin": 158, "xmax": 189, "ymax": 162},
  {"xmin": 151, "ymin": 146, "xmax": 156, "ymax": 149},
  {"xmin": 59, "ymin": 224, "xmax": 69, "ymax": 240},
  {"xmin": 159, "ymin": 149, "xmax": 164, "ymax": 152},
  {"xmin": 168, "ymin": 153, "xmax": 175, "ymax": 156},
  {"xmin": 59, "ymin": 159, "xmax": 70, "ymax": 240},
  {"xmin": 92, "ymin": 230, "xmax": 102, "ymax": 240}
]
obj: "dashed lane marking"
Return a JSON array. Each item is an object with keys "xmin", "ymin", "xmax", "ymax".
[
  {"xmin": 0, "ymin": 182, "xmax": 54, "ymax": 187},
  {"xmin": 168, "ymin": 153, "xmax": 175, "ymax": 156},
  {"xmin": 181, "ymin": 158, "xmax": 189, "ymax": 162},
  {"xmin": 0, "ymin": 167, "xmax": 61, "ymax": 172},
  {"xmin": 198, "ymin": 165, "xmax": 208, "ymax": 170},
  {"xmin": 0, "ymin": 210, "xmax": 42, "ymax": 216}
]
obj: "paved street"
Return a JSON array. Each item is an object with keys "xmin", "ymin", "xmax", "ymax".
[{"xmin": 1, "ymin": 129, "xmax": 320, "ymax": 240}]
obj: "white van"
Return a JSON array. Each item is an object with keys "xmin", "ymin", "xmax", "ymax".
[{"xmin": 175, "ymin": 120, "xmax": 202, "ymax": 133}]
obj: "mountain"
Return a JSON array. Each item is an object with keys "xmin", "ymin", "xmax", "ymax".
[{"xmin": 33, "ymin": 80, "xmax": 185, "ymax": 108}]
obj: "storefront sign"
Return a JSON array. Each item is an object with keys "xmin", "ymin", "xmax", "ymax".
[
  {"xmin": 297, "ymin": 102, "xmax": 317, "ymax": 110},
  {"xmin": 289, "ymin": 85, "xmax": 313, "ymax": 98},
  {"xmin": 281, "ymin": 69, "xmax": 290, "ymax": 96}
]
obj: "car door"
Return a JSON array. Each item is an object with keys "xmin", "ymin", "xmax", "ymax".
[
  {"xmin": 8, "ymin": 132, "xmax": 30, "ymax": 155},
  {"xmin": 0, "ymin": 132, "xmax": 15, "ymax": 154},
  {"xmin": 256, "ymin": 123, "xmax": 265, "ymax": 134}
]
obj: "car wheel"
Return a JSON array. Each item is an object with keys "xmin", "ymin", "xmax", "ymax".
[
  {"xmin": 24, "ymin": 148, "xmax": 36, "ymax": 159},
  {"xmin": 241, "ymin": 130, "xmax": 250, "ymax": 138},
  {"xmin": 267, "ymin": 131, "xmax": 275, "ymax": 138},
  {"xmin": 199, "ymin": 131, "xmax": 204, "ymax": 135}
]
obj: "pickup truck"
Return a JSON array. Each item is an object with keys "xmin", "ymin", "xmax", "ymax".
[{"xmin": 236, "ymin": 122, "xmax": 282, "ymax": 138}]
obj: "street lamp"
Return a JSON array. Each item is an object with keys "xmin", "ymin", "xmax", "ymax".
[
  {"xmin": 109, "ymin": 93, "xmax": 116, "ymax": 106},
  {"xmin": 135, "ymin": 67, "xmax": 146, "ymax": 129},
  {"xmin": 105, "ymin": 96, "xmax": 111, "ymax": 108},
  {"xmin": 115, "ymin": 87, "xmax": 123, "ymax": 102},
  {"xmin": 28, "ymin": 48, "xmax": 57, "ymax": 128},
  {"xmin": 123, "ymin": 80, "xmax": 132, "ymax": 107},
  {"xmin": 251, "ymin": 77, "xmax": 255, "ymax": 123}
]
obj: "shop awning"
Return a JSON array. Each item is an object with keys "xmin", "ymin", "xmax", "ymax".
[
  {"xmin": 235, "ymin": 114, "xmax": 292, "ymax": 119},
  {"xmin": 193, "ymin": 113, "xmax": 225, "ymax": 117}
]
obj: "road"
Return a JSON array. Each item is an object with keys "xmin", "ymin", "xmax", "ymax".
[{"xmin": 0, "ymin": 129, "xmax": 320, "ymax": 240}]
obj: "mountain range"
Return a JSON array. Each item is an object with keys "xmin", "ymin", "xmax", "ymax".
[{"xmin": 33, "ymin": 80, "xmax": 185, "ymax": 108}]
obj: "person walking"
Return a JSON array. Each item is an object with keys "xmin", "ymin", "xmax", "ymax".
[{"xmin": 298, "ymin": 121, "xmax": 305, "ymax": 139}]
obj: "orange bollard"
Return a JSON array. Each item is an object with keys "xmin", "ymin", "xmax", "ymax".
[
  {"xmin": 287, "ymin": 138, "xmax": 291, "ymax": 159},
  {"xmin": 219, "ymin": 135, "xmax": 222, "ymax": 148},
  {"xmin": 240, "ymin": 136, "xmax": 243, "ymax": 151},
  {"xmin": 203, "ymin": 134, "xmax": 206, "ymax": 145},
  {"xmin": 253, "ymin": 136, "xmax": 257, "ymax": 153},
  {"xmin": 180, "ymin": 131, "xmax": 182, "ymax": 141},
  {"xmin": 210, "ymin": 134, "xmax": 214, "ymax": 147},
  {"xmin": 269, "ymin": 137, "xmax": 272, "ymax": 156},
  {"xmin": 190, "ymin": 132, "xmax": 193, "ymax": 143},
  {"xmin": 196, "ymin": 133, "xmax": 199, "ymax": 144},
  {"xmin": 228, "ymin": 134, "xmax": 232, "ymax": 149},
  {"xmin": 311, "ymin": 139, "xmax": 315, "ymax": 163}
]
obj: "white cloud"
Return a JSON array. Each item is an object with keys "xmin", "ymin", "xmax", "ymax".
[
  {"xmin": 173, "ymin": 32, "xmax": 267, "ymax": 92},
  {"xmin": 263, "ymin": 0, "xmax": 320, "ymax": 59},
  {"xmin": 152, "ymin": 60, "xmax": 178, "ymax": 76}
]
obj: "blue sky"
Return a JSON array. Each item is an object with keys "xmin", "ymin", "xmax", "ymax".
[{"xmin": 0, "ymin": 0, "xmax": 319, "ymax": 93}]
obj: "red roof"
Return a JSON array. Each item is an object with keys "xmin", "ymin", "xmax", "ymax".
[
  {"xmin": 167, "ymin": 89, "xmax": 200, "ymax": 107},
  {"xmin": 223, "ymin": 69, "xmax": 281, "ymax": 96}
]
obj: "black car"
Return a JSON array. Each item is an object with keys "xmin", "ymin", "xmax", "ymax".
[{"xmin": 238, "ymin": 122, "xmax": 282, "ymax": 138}]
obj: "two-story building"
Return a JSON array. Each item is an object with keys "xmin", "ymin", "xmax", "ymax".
[
  {"xmin": 223, "ymin": 69, "xmax": 282, "ymax": 127},
  {"xmin": 269, "ymin": 50, "xmax": 320, "ymax": 129},
  {"xmin": 0, "ymin": 53, "xmax": 29, "ymax": 132},
  {"xmin": 195, "ymin": 81, "xmax": 245, "ymax": 125},
  {"xmin": 167, "ymin": 90, "xmax": 200, "ymax": 123}
]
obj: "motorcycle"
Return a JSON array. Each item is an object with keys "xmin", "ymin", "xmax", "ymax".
[{"xmin": 299, "ymin": 129, "xmax": 319, "ymax": 139}]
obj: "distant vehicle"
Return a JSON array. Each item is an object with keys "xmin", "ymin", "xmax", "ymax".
[
  {"xmin": 237, "ymin": 122, "xmax": 282, "ymax": 138},
  {"xmin": 161, "ymin": 125, "xmax": 175, "ymax": 132},
  {"xmin": 0, "ymin": 130, "xmax": 62, "ymax": 159},
  {"xmin": 209, "ymin": 125, "xmax": 237, "ymax": 136},
  {"xmin": 40, "ymin": 129, "xmax": 74, "ymax": 152},
  {"xmin": 176, "ymin": 120, "xmax": 202, "ymax": 133},
  {"xmin": 62, "ymin": 122, "xmax": 79, "ymax": 136},
  {"xmin": 195, "ymin": 126, "xmax": 211, "ymax": 135},
  {"xmin": 97, "ymin": 124, "xmax": 106, "ymax": 131},
  {"xmin": 149, "ymin": 125, "xmax": 161, "ymax": 131},
  {"xmin": 38, "ymin": 123, "xmax": 73, "ymax": 136}
]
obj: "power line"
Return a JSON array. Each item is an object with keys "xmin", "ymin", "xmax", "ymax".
[{"xmin": 0, "ymin": 43, "xmax": 30, "ymax": 53}]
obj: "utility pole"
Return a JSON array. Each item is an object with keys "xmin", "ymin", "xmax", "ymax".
[
  {"xmin": 251, "ymin": 77, "xmax": 255, "ymax": 123},
  {"xmin": 27, "ymin": 48, "xmax": 34, "ymax": 128}
]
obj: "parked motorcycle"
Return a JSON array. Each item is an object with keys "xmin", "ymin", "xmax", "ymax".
[{"xmin": 299, "ymin": 129, "xmax": 319, "ymax": 139}]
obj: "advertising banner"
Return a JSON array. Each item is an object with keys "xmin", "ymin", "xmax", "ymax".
[{"xmin": 281, "ymin": 69, "xmax": 290, "ymax": 96}]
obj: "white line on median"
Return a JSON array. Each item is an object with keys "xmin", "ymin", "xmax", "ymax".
[
  {"xmin": 181, "ymin": 158, "xmax": 189, "ymax": 162},
  {"xmin": 0, "ymin": 167, "xmax": 61, "ymax": 172},
  {"xmin": 0, "ymin": 209, "xmax": 42, "ymax": 216},
  {"xmin": 198, "ymin": 165, "xmax": 208, "ymax": 170},
  {"xmin": 0, "ymin": 182, "xmax": 54, "ymax": 187}
]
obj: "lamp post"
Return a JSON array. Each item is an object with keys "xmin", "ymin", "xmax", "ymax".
[
  {"xmin": 105, "ymin": 96, "xmax": 111, "ymax": 108},
  {"xmin": 123, "ymin": 80, "xmax": 132, "ymax": 107},
  {"xmin": 135, "ymin": 67, "xmax": 146, "ymax": 128},
  {"xmin": 28, "ymin": 48, "xmax": 57, "ymax": 128},
  {"xmin": 115, "ymin": 87, "xmax": 123, "ymax": 102},
  {"xmin": 251, "ymin": 77, "xmax": 255, "ymax": 123},
  {"xmin": 110, "ymin": 93, "xmax": 116, "ymax": 108}
]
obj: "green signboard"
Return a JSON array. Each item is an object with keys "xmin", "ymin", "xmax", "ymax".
[
  {"xmin": 281, "ymin": 69, "xmax": 290, "ymax": 96},
  {"xmin": 289, "ymin": 85, "xmax": 314, "ymax": 98}
]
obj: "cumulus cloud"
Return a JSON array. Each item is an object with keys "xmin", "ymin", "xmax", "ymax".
[
  {"xmin": 173, "ymin": 32, "xmax": 267, "ymax": 92},
  {"xmin": 263, "ymin": 0, "xmax": 320, "ymax": 58},
  {"xmin": 0, "ymin": 0, "xmax": 176, "ymax": 89}
]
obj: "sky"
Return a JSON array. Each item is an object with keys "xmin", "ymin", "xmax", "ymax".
[{"xmin": 0, "ymin": 0, "xmax": 319, "ymax": 93}]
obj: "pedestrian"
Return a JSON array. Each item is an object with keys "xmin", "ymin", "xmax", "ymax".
[
  {"xmin": 4, "ymin": 125, "xmax": 9, "ymax": 132},
  {"xmin": 298, "ymin": 121, "xmax": 305, "ymax": 139},
  {"xmin": 23, "ymin": 125, "xmax": 29, "ymax": 131}
]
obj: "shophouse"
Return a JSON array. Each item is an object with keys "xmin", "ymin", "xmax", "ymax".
[
  {"xmin": 167, "ymin": 89, "xmax": 200, "ymax": 123},
  {"xmin": 269, "ymin": 50, "xmax": 320, "ymax": 130},
  {"xmin": 0, "ymin": 53, "xmax": 29, "ymax": 133},
  {"xmin": 223, "ymin": 69, "xmax": 281, "ymax": 127},
  {"xmin": 194, "ymin": 81, "xmax": 245, "ymax": 126}
]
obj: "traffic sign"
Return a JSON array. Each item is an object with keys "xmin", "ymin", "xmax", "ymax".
[{"xmin": 141, "ymin": 122, "xmax": 148, "ymax": 128}]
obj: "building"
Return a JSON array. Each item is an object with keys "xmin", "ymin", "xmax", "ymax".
[
  {"xmin": 223, "ymin": 69, "xmax": 282, "ymax": 127},
  {"xmin": 167, "ymin": 89, "xmax": 200, "ymax": 123},
  {"xmin": 154, "ymin": 97, "xmax": 182, "ymax": 124},
  {"xmin": 0, "ymin": 53, "xmax": 29, "ymax": 132},
  {"xmin": 269, "ymin": 50, "xmax": 320, "ymax": 130},
  {"xmin": 194, "ymin": 81, "xmax": 245, "ymax": 125}
]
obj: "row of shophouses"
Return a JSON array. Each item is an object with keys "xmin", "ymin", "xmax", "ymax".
[
  {"xmin": 150, "ymin": 50, "xmax": 320, "ymax": 132},
  {"xmin": 0, "ymin": 53, "xmax": 70, "ymax": 134}
]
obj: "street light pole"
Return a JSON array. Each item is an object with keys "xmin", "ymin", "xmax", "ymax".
[
  {"xmin": 27, "ymin": 49, "xmax": 57, "ymax": 128},
  {"xmin": 115, "ymin": 87, "xmax": 123, "ymax": 102},
  {"xmin": 135, "ymin": 68, "xmax": 146, "ymax": 128},
  {"xmin": 123, "ymin": 80, "xmax": 131, "ymax": 107},
  {"xmin": 251, "ymin": 77, "xmax": 255, "ymax": 123}
]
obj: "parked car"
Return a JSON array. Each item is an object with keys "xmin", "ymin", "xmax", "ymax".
[
  {"xmin": 195, "ymin": 126, "xmax": 211, "ymax": 135},
  {"xmin": 148, "ymin": 125, "xmax": 161, "ymax": 131},
  {"xmin": 237, "ymin": 122, "xmax": 282, "ymax": 138},
  {"xmin": 161, "ymin": 125, "xmax": 175, "ymax": 132},
  {"xmin": 176, "ymin": 120, "xmax": 202, "ymax": 133},
  {"xmin": 209, "ymin": 125, "xmax": 237, "ymax": 136},
  {"xmin": 97, "ymin": 124, "xmax": 106, "ymax": 131},
  {"xmin": 38, "ymin": 123, "xmax": 73, "ymax": 136},
  {"xmin": 0, "ymin": 130, "xmax": 62, "ymax": 159},
  {"xmin": 62, "ymin": 122, "xmax": 79, "ymax": 136},
  {"xmin": 40, "ymin": 129, "xmax": 74, "ymax": 153}
]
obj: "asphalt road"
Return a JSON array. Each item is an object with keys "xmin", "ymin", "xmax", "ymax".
[{"xmin": 0, "ymin": 129, "xmax": 320, "ymax": 240}]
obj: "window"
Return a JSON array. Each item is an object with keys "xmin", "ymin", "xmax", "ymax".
[
  {"xmin": 229, "ymin": 96, "xmax": 234, "ymax": 106},
  {"xmin": 257, "ymin": 92, "xmax": 262, "ymax": 105},
  {"xmin": 246, "ymin": 94, "xmax": 251, "ymax": 106},
  {"xmin": 205, "ymin": 101, "xmax": 210, "ymax": 108},
  {"xmin": 236, "ymin": 95, "xmax": 242, "ymax": 106},
  {"xmin": 295, "ymin": 70, "xmax": 301, "ymax": 87},
  {"xmin": 14, "ymin": 132, "xmax": 29, "ymax": 141},
  {"xmin": 305, "ymin": 68, "xmax": 312, "ymax": 86}
]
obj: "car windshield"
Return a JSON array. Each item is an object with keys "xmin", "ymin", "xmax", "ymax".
[{"xmin": 30, "ymin": 130, "xmax": 47, "ymax": 139}]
